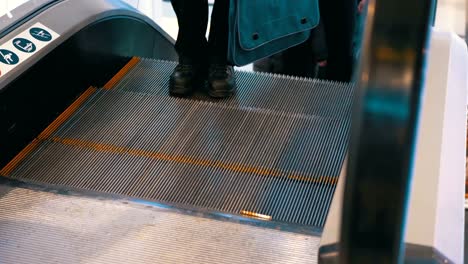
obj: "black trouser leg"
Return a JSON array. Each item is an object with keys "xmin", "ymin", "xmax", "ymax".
[
  {"xmin": 208, "ymin": 0, "xmax": 230, "ymax": 64},
  {"xmin": 319, "ymin": 0, "xmax": 356, "ymax": 82},
  {"xmin": 171, "ymin": 0, "xmax": 209, "ymax": 63},
  {"xmin": 281, "ymin": 37, "xmax": 319, "ymax": 78}
]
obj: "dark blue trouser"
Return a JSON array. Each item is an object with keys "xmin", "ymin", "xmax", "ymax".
[
  {"xmin": 253, "ymin": 0, "xmax": 357, "ymax": 82},
  {"xmin": 170, "ymin": 0, "xmax": 229, "ymax": 64}
]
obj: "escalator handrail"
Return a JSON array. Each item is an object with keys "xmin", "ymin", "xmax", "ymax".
[{"xmin": 339, "ymin": 0, "xmax": 437, "ymax": 263}]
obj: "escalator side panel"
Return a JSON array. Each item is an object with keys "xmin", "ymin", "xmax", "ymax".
[{"xmin": 0, "ymin": 0, "xmax": 176, "ymax": 169}]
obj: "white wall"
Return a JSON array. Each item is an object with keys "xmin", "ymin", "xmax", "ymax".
[
  {"xmin": 0, "ymin": 0, "xmax": 30, "ymax": 18},
  {"xmin": 434, "ymin": 0, "xmax": 466, "ymax": 37}
]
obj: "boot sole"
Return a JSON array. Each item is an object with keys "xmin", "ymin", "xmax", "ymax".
[
  {"xmin": 169, "ymin": 84, "xmax": 193, "ymax": 97},
  {"xmin": 208, "ymin": 79, "xmax": 236, "ymax": 99},
  {"xmin": 169, "ymin": 78, "xmax": 203, "ymax": 97},
  {"xmin": 208, "ymin": 88, "xmax": 236, "ymax": 99}
]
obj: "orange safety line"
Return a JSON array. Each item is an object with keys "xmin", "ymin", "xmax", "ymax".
[
  {"xmin": 0, "ymin": 87, "xmax": 97, "ymax": 177},
  {"xmin": 0, "ymin": 139, "xmax": 41, "ymax": 177},
  {"xmin": 240, "ymin": 210, "xmax": 272, "ymax": 221},
  {"xmin": 38, "ymin": 87, "xmax": 96, "ymax": 140},
  {"xmin": 103, "ymin": 57, "xmax": 140, "ymax": 90},
  {"xmin": 51, "ymin": 136, "xmax": 338, "ymax": 186}
]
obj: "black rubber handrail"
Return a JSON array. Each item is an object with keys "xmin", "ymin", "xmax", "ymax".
[{"xmin": 340, "ymin": 0, "xmax": 437, "ymax": 263}]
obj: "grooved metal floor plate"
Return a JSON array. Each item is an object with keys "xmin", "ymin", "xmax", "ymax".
[
  {"xmin": 6, "ymin": 59, "xmax": 354, "ymax": 229},
  {"xmin": 0, "ymin": 184, "xmax": 320, "ymax": 264},
  {"xmin": 115, "ymin": 59, "xmax": 354, "ymax": 118}
]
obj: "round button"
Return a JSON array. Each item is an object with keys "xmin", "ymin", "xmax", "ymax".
[
  {"xmin": 252, "ymin": 33, "xmax": 259, "ymax": 40},
  {"xmin": 0, "ymin": 49, "xmax": 19, "ymax": 65},
  {"xmin": 301, "ymin": 18, "xmax": 308, "ymax": 24},
  {"xmin": 30, "ymin": 27, "xmax": 52, "ymax": 42},
  {"xmin": 13, "ymin": 38, "xmax": 36, "ymax": 53}
]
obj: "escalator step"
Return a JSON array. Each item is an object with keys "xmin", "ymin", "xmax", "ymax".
[
  {"xmin": 115, "ymin": 58, "xmax": 354, "ymax": 118},
  {"xmin": 4, "ymin": 59, "xmax": 354, "ymax": 230},
  {"xmin": 0, "ymin": 184, "xmax": 320, "ymax": 264}
]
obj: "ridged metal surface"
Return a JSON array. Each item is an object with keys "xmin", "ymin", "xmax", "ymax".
[
  {"xmin": 8, "ymin": 60, "xmax": 354, "ymax": 229},
  {"xmin": 115, "ymin": 59, "xmax": 353, "ymax": 118},
  {"xmin": 0, "ymin": 184, "xmax": 320, "ymax": 264}
]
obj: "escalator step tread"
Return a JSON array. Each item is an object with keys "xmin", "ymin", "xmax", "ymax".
[
  {"xmin": 0, "ymin": 185, "xmax": 320, "ymax": 264},
  {"xmin": 115, "ymin": 58, "xmax": 354, "ymax": 118},
  {"xmin": 7, "ymin": 59, "xmax": 354, "ymax": 230}
]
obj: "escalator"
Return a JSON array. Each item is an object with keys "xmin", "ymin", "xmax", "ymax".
[
  {"xmin": 2, "ymin": 56, "xmax": 353, "ymax": 230},
  {"xmin": 0, "ymin": 1, "xmax": 352, "ymax": 262},
  {"xmin": 0, "ymin": 0, "xmax": 465, "ymax": 263}
]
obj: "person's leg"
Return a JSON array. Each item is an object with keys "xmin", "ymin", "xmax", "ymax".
[
  {"xmin": 207, "ymin": 0, "xmax": 229, "ymax": 63},
  {"xmin": 171, "ymin": 0, "xmax": 209, "ymax": 62},
  {"xmin": 253, "ymin": 53, "xmax": 284, "ymax": 74},
  {"xmin": 252, "ymin": 34, "xmax": 322, "ymax": 78},
  {"xmin": 169, "ymin": 0, "xmax": 210, "ymax": 97},
  {"xmin": 319, "ymin": 0, "xmax": 356, "ymax": 82},
  {"xmin": 254, "ymin": 19, "xmax": 327, "ymax": 78},
  {"xmin": 206, "ymin": 0, "xmax": 236, "ymax": 98},
  {"xmin": 281, "ymin": 37, "xmax": 319, "ymax": 78}
]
